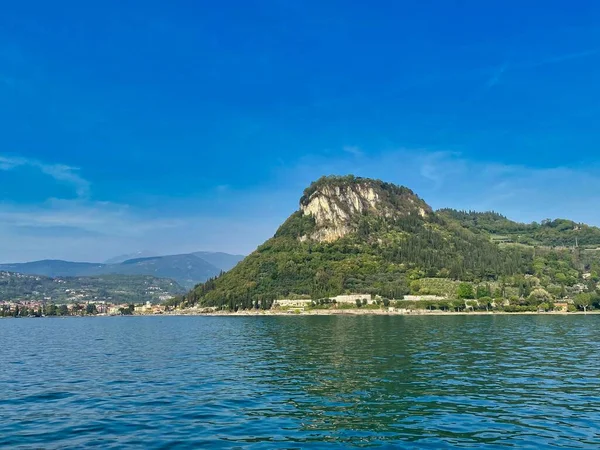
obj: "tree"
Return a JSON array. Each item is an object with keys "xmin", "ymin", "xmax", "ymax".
[
  {"xmin": 58, "ymin": 304, "xmax": 69, "ymax": 316},
  {"xmin": 355, "ymin": 299, "xmax": 362, "ymax": 308},
  {"xmin": 574, "ymin": 293, "xmax": 592, "ymax": 313},
  {"xmin": 526, "ymin": 288, "xmax": 553, "ymax": 306},
  {"xmin": 447, "ymin": 300, "xmax": 460, "ymax": 312},
  {"xmin": 478, "ymin": 296, "xmax": 493, "ymax": 311},
  {"xmin": 119, "ymin": 304, "xmax": 134, "ymax": 315},
  {"xmin": 476, "ymin": 284, "xmax": 491, "ymax": 299},
  {"xmin": 85, "ymin": 303, "xmax": 98, "ymax": 315},
  {"xmin": 555, "ymin": 272, "xmax": 567, "ymax": 284},
  {"xmin": 46, "ymin": 303, "xmax": 57, "ymax": 316},
  {"xmin": 457, "ymin": 283, "xmax": 474, "ymax": 299}
]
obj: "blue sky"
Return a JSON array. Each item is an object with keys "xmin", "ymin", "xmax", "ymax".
[{"xmin": 1, "ymin": 0, "xmax": 600, "ymax": 262}]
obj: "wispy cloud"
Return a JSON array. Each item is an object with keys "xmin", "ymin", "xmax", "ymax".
[
  {"xmin": 0, "ymin": 199, "xmax": 184, "ymax": 236},
  {"xmin": 485, "ymin": 62, "xmax": 508, "ymax": 89},
  {"xmin": 484, "ymin": 48, "xmax": 599, "ymax": 90},
  {"xmin": 0, "ymin": 152, "xmax": 288, "ymax": 262},
  {"xmin": 0, "ymin": 195, "xmax": 278, "ymax": 262},
  {"xmin": 0, "ymin": 155, "xmax": 90, "ymax": 198},
  {"xmin": 531, "ymin": 48, "xmax": 600, "ymax": 67},
  {"xmin": 342, "ymin": 145, "xmax": 363, "ymax": 157}
]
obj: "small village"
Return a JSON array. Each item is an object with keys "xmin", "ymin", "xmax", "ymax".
[{"xmin": 0, "ymin": 300, "xmax": 170, "ymax": 317}]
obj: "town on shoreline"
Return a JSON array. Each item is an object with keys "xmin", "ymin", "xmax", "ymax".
[{"xmin": 1, "ymin": 291, "xmax": 597, "ymax": 318}]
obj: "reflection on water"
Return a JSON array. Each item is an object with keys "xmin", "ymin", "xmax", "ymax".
[{"xmin": 1, "ymin": 315, "xmax": 599, "ymax": 448}]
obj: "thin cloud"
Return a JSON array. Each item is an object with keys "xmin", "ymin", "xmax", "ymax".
[
  {"xmin": 485, "ymin": 62, "xmax": 508, "ymax": 89},
  {"xmin": 0, "ymin": 155, "xmax": 90, "ymax": 198},
  {"xmin": 343, "ymin": 145, "xmax": 363, "ymax": 157},
  {"xmin": 0, "ymin": 196, "xmax": 277, "ymax": 262},
  {"xmin": 484, "ymin": 48, "xmax": 596, "ymax": 91},
  {"xmin": 531, "ymin": 48, "xmax": 599, "ymax": 67}
]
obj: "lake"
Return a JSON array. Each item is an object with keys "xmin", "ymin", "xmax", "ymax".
[{"xmin": 1, "ymin": 315, "xmax": 599, "ymax": 449}]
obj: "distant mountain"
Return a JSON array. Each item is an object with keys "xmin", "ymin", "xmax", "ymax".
[
  {"xmin": 104, "ymin": 251, "xmax": 157, "ymax": 265},
  {"xmin": 0, "ymin": 251, "xmax": 245, "ymax": 289},
  {"xmin": 0, "ymin": 260, "xmax": 105, "ymax": 278},
  {"xmin": 99, "ymin": 254, "xmax": 221, "ymax": 288},
  {"xmin": 0, "ymin": 271, "xmax": 184, "ymax": 303},
  {"xmin": 191, "ymin": 252, "xmax": 245, "ymax": 272}
]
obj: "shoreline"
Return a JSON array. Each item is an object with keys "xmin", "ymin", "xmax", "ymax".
[
  {"xmin": 3, "ymin": 310, "xmax": 599, "ymax": 319},
  {"xmin": 154, "ymin": 309, "xmax": 600, "ymax": 317}
]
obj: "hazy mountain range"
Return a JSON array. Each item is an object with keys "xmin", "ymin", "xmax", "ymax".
[{"xmin": 0, "ymin": 251, "xmax": 245, "ymax": 289}]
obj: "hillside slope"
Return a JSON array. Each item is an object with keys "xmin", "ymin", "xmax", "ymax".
[
  {"xmin": 0, "ymin": 272, "xmax": 184, "ymax": 303},
  {"xmin": 183, "ymin": 175, "xmax": 591, "ymax": 310},
  {"xmin": 438, "ymin": 209, "xmax": 600, "ymax": 248}
]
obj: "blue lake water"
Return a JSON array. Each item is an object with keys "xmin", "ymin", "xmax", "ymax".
[{"xmin": 1, "ymin": 315, "xmax": 599, "ymax": 449}]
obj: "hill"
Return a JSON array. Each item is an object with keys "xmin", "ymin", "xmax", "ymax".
[
  {"xmin": 177, "ymin": 175, "xmax": 600, "ymax": 311},
  {"xmin": 0, "ymin": 251, "xmax": 244, "ymax": 289},
  {"xmin": 0, "ymin": 272, "xmax": 184, "ymax": 304},
  {"xmin": 437, "ymin": 209, "xmax": 600, "ymax": 248}
]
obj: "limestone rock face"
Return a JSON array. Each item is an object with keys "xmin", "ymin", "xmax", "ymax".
[{"xmin": 298, "ymin": 177, "xmax": 430, "ymax": 242}]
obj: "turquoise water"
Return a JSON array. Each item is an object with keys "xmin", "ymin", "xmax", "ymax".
[{"xmin": 1, "ymin": 315, "xmax": 599, "ymax": 449}]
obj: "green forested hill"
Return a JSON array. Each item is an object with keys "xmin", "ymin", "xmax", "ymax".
[
  {"xmin": 438, "ymin": 209, "xmax": 600, "ymax": 248},
  {"xmin": 176, "ymin": 176, "xmax": 600, "ymax": 311}
]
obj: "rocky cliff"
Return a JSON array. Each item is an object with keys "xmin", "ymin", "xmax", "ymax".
[{"xmin": 298, "ymin": 175, "xmax": 431, "ymax": 242}]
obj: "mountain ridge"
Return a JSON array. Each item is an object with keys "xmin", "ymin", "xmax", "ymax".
[
  {"xmin": 0, "ymin": 251, "xmax": 245, "ymax": 289},
  {"xmin": 104, "ymin": 251, "xmax": 157, "ymax": 265}
]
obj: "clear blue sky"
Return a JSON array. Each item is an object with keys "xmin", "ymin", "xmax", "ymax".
[{"xmin": 1, "ymin": 0, "xmax": 600, "ymax": 262}]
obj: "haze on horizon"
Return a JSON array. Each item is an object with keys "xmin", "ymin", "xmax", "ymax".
[{"xmin": 1, "ymin": 1, "xmax": 600, "ymax": 263}]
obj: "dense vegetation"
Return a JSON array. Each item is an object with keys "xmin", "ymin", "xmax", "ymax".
[
  {"xmin": 0, "ymin": 272, "xmax": 184, "ymax": 303},
  {"xmin": 438, "ymin": 209, "xmax": 600, "ymax": 248}
]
